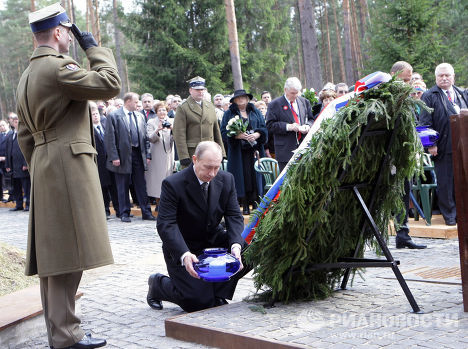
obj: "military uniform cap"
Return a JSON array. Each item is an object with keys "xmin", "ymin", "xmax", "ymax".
[
  {"xmin": 187, "ymin": 76, "xmax": 206, "ymax": 90},
  {"xmin": 29, "ymin": 3, "xmax": 72, "ymax": 33}
]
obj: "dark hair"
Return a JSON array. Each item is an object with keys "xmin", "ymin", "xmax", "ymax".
[{"xmin": 261, "ymin": 91, "xmax": 270, "ymax": 97}]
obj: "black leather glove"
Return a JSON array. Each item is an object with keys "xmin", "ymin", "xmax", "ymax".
[
  {"xmin": 180, "ymin": 158, "xmax": 191, "ymax": 167},
  {"xmin": 71, "ymin": 24, "xmax": 98, "ymax": 51}
]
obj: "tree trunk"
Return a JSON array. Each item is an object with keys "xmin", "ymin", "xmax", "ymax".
[
  {"xmin": 93, "ymin": 0, "xmax": 101, "ymax": 46},
  {"xmin": 350, "ymin": 0, "xmax": 363, "ymax": 79},
  {"xmin": 324, "ymin": 1, "xmax": 333, "ymax": 83},
  {"xmin": 67, "ymin": 0, "xmax": 78, "ymax": 60},
  {"xmin": 113, "ymin": 0, "xmax": 126, "ymax": 96},
  {"xmin": 331, "ymin": 0, "xmax": 345, "ymax": 83},
  {"xmin": 342, "ymin": 0, "xmax": 354, "ymax": 85},
  {"xmin": 87, "ymin": 0, "xmax": 95, "ymax": 33},
  {"xmin": 359, "ymin": 0, "xmax": 371, "ymax": 29},
  {"xmin": 358, "ymin": 0, "xmax": 370, "ymax": 61},
  {"xmin": 31, "ymin": 0, "xmax": 36, "ymax": 49},
  {"xmin": 319, "ymin": 3, "xmax": 328, "ymax": 82},
  {"xmin": 298, "ymin": 0, "xmax": 323, "ymax": 91},
  {"xmin": 224, "ymin": 0, "xmax": 243, "ymax": 90},
  {"xmin": 294, "ymin": 5, "xmax": 305, "ymax": 83}
]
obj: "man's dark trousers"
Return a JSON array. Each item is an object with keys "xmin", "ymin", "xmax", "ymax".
[
  {"xmin": 12, "ymin": 176, "xmax": 30, "ymax": 209},
  {"xmin": 433, "ymin": 154, "xmax": 456, "ymax": 222},
  {"xmin": 114, "ymin": 147, "xmax": 152, "ymax": 218}
]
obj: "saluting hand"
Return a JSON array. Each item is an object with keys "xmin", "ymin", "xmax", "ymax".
[{"xmin": 71, "ymin": 24, "xmax": 98, "ymax": 51}]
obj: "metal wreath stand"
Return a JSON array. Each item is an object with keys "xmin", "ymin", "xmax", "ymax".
[{"xmin": 266, "ymin": 113, "xmax": 422, "ymax": 314}]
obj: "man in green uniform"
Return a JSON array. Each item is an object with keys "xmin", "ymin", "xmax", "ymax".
[
  {"xmin": 16, "ymin": 4, "xmax": 121, "ymax": 348},
  {"xmin": 173, "ymin": 76, "xmax": 225, "ymax": 168}
]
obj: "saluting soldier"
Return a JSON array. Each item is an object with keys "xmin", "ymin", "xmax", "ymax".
[
  {"xmin": 173, "ymin": 76, "xmax": 225, "ymax": 169},
  {"xmin": 16, "ymin": 4, "xmax": 121, "ymax": 349}
]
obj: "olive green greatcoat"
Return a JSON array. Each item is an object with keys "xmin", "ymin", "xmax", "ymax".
[
  {"xmin": 16, "ymin": 46, "xmax": 121, "ymax": 277},
  {"xmin": 173, "ymin": 96, "xmax": 225, "ymax": 165}
]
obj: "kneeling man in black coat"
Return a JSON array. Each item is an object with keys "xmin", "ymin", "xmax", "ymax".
[{"xmin": 147, "ymin": 141, "xmax": 246, "ymax": 312}]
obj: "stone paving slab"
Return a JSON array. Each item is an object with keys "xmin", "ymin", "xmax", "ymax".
[{"xmin": 0, "ymin": 207, "xmax": 466, "ymax": 348}]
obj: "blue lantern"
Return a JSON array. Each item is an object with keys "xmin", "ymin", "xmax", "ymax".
[{"xmin": 193, "ymin": 248, "xmax": 241, "ymax": 282}]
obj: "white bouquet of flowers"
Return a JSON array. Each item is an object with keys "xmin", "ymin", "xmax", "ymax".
[{"xmin": 226, "ymin": 116, "xmax": 256, "ymax": 146}]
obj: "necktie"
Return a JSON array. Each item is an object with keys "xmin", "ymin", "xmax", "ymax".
[
  {"xmin": 446, "ymin": 90, "xmax": 452, "ymax": 103},
  {"xmin": 290, "ymin": 101, "xmax": 301, "ymax": 141},
  {"xmin": 129, "ymin": 112, "xmax": 139, "ymax": 147},
  {"xmin": 201, "ymin": 182, "xmax": 208, "ymax": 202},
  {"xmin": 96, "ymin": 125, "xmax": 104, "ymax": 139}
]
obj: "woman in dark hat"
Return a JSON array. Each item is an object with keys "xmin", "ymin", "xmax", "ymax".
[{"xmin": 221, "ymin": 89, "xmax": 268, "ymax": 215}]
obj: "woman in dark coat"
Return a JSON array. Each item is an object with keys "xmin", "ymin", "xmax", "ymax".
[{"xmin": 221, "ymin": 89, "xmax": 267, "ymax": 215}]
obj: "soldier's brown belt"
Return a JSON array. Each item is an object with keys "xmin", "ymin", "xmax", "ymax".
[{"xmin": 33, "ymin": 128, "xmax": 57, "ymax": 146}]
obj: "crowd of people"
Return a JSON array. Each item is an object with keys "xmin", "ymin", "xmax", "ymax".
[
  {"xmin": 1, "ymin": 62, "xmax": 465, "ymax": 228},
  {"xmin": 2, "ymin": 3, "xmax": 466, "ymax": 348}
]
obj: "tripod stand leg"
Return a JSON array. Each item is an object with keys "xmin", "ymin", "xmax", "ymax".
[{"xmin": 391, "ymin": 264, "xmax": 423, "ymax": 313}]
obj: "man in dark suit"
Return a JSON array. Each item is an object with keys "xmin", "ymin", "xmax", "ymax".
[
  {"xmin": 91, "ymin": 102, "xmax": 119, "ymax": 217},
  {"xmin": 147, "ymin": 141, "xmax": 246, "ymax": 312},
  {"xmin": 105, "ymin": 92, "xmax": 155, "ymax": 222},
  {"xmin": 5, "ymin": 114, "xmax": 30, "ymax": 211},
  {"xmin": 141, "ymin": 93, "xmax": 156, "ymax": 122},
  {"xmin": 266, "ymin": 77, "xmax": 315, "ymax": 171},
  {"xmin": 419, "ymin": 63, "xmax": 468, "ymax": 226},
  {"xmin": 0, "ymin": 120, "xmax": 9, "ymax": 202}
]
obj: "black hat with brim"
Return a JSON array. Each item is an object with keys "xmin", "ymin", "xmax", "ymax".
[{"xmin": 230, "ymin": 89, "xmax": 253, "ymax": 103}]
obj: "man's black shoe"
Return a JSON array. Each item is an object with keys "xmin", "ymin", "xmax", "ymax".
[
  {"xmin": 10, "ymin": 207, "xmax": 23, "ymax": 211},
  {"xmin": 24, "ymin": 206, "xmax": 29, "ymax": 212},
  {"xmin": 214, "ymin": 297, "xmax": 228, "ymax": 306},
  {"xmin": 121, "ymin": 216, "xmax": 131, "ymax": 223},
  {"xmin": 68, "ymin": 333, "xmax": 106, "ymax": 348},
  {"xmin": 445, "ymin": 219, "xmax": 456, "ymax": 226},
  {"xmin": 396, "ymin": 240, "xmax": 427, "ymax": 249},
  {"xmin": 142, "ymin": 215, "xmax": 156, "ymax": 221},
  {"xmin": 147, "ymin": 274, "xmax": 163, "ymax": 310}
]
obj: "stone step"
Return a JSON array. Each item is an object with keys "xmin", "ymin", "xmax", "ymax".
[{"xmin": 0, "ymin": 285, "xmax": 82, "ymax": 347}]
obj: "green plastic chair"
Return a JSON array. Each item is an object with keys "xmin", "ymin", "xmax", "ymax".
[
  {"xmin": 412, "ymin": 153, "xmax": 437, "ymax": 225},
  {"xmin": 254, "ymin": 157, "xmax": 280, "ymax": 192}
]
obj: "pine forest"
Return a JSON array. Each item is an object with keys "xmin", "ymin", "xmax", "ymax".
[{"xmin": 0, "ymin": 0, "xmax": 466, "ymax": 118}]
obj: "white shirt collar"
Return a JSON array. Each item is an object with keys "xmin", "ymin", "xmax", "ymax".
[{"xmin": 193, "ymin": 166, "xmax": 209, "ymax": 186}]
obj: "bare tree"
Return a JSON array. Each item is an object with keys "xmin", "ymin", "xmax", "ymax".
[
  {"xmin": 342, "ymin": 0, "xmax": 354, "ymax": 85},
  {"xmin": 225, "ymin": 0, "xmax": 243, "ymax": 90},
  {"xmin": 350, "ymin": 0, "xmax": 363, "ymax": 79},
  {"xmin": 323, "ymin": 0, "xmax": 333, "ymax": 83},
  {"xmin": 113, "ymin": 0, "xmax": 126, "ymax": 95},
  {"xmin": 358, "ymin": 0, "xmax": 370, "ymax": 38},
  {"xmin": 331, "ymin": 0, "xmax": 345, "ymax": 83},
  {"xmin": 298, "ymin": 0, "xmax": 323, "ymax": 91},
  {"xmin": 31, "ymin": 0, "xmax": 36, "ymax": 49},
  {"xmin": 66, "ymin": 0, "xmax": 78, "ymax": 60},
  {"xmin": 93, "ymin": 0, "xmax": 102, "ymax": 46}
]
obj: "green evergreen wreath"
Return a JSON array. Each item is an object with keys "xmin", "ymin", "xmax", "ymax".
[{"xmin": 245, "ymin": 78, "xmax": 428, "ymax": 302}]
